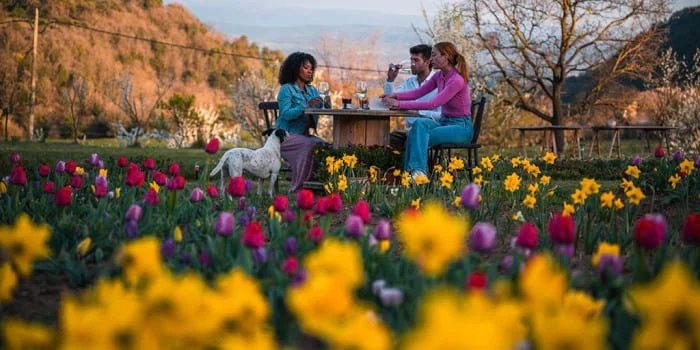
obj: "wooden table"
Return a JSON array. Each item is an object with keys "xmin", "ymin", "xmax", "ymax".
[
  {"xmin": 589, "ymin": 125, "xmax": 676, "ymax": 159},
  {"xmin": 305, "ymin": 108, "xmax": 418, "ymax": 148},
  {"xmin": 511, "ymin": 125, "xmax": 589, "ymax": 159}
]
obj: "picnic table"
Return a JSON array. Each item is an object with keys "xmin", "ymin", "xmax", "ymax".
[
  {"xmin": 589, "ymin": 124, "xmax": 676, "ymax": 159},
  {"xmin": 305, "ymin": 108, "xmax": 418, "ymax": 148},
  {"xmin": 511, "ymin": 125, "xmax": 589, "ymax": 159}
]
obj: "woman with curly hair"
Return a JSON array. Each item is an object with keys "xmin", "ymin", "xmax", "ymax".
[{"xmin": 276, "ymin": 52, "xmax": 326, "ymax": 192}]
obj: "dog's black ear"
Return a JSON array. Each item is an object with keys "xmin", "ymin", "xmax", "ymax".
[
  {"xmin": 275, "ymin": 129, "xmax": 287, "ymax": 143},
  {"xmin": 262, "ymin": 128, "xmax": 274, "ymax": 137}
]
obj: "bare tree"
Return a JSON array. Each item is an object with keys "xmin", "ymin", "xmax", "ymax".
[
  {"xmin": 0, "ymin": 52, "xmax": 30, "ymax": 141},
  {"xmin": 229, "ymin": 70, "xmax": 277, "ymax": 146},
  {"xmin": 461, "ymin": 0, "xmax": 670, "ymax": 151},
  {"xmin": 61, "ymin": 73, "xmax": 88, "ymax": 144},
  {"xmin": 108, "ymin": 71, "xmax": 174, "ymax": 147}
]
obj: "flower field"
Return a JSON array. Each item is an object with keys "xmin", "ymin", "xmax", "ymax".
[{"xmin": 1, "ymin": 142, "xmax": 699, "ymax": 349}]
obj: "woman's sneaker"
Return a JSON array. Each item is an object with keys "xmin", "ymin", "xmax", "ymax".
[{"xmin": 411, "ymin": 170, "xmax": 427, "ymax": 182}]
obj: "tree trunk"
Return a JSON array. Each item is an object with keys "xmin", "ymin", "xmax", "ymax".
[{"xmin": 552, "ymin": 83, "xmax": 565, "ymax": 153}]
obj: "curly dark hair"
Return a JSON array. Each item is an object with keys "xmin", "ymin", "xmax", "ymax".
[{"xmin": 278, "ymin": 52, "xmax": 317, "ymax": 85}]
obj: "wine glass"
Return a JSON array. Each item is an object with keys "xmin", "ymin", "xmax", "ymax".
[
  {"xmin": 355, "ymin": 81, "xmax": 367, "ymax": 108},
  {"xmin": 318, "ymin": 81, "xmax": 330, "ymax": 108},
  {"xmin": 397, "ymin": 59, "xmax": 412, "ymax": 73}
]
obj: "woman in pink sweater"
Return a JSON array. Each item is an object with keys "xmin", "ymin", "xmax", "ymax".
[{"xmin": 382, "ymin": 42, "xmax": 473, "ymax": 178}]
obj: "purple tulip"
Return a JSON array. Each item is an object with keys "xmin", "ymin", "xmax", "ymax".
[
  {"xmin": 161, "ymin": 238, "xmax": 176, "ymax": 259},
  {"xmin": 190, "ymin": 187, "xmax": 205, "ymax": 203},
  {"xmin": 88, "ymin": 153, "xmax": 100, "ymax": 167},
  {"xmin": 673, "ymin": 149, "xmax": 684, "ymax": 162},
  {"xmin": 56, "ymin": 160, "xmax": 66, "ymax": 174},
  {"xmin": 345, "ymin": 215, "xmax": 365, "ymax": 238},
  {"xmin": 460, "ymin": 183, "xmax": 480, "ymax": 209},
  {"xmin": 239, "ymin": 215, "xmax": 251, "ymax": 226},
  {"xmin": 125, "ymin": 220, "xmax": 139, "ymax": 238},
  {"xmin": 237, "ymin": 197, "xmax": 247, "ymax": 211},
  {"xmin": 630, "ymin": 155, "xmax": 641, "ymax": 166},
  {"xmin": 292, "ymin": 269, "xmax": 308, "ymax": 287},
  {"xmin": 124, "ymin": 204, "xmax": 143, "ymax": 222},
  {"xmin": 500, "ymin": 255, "xmax": 514, "ymax": 270},
  {"xmin": 95, "ymin": 175, "xmax": 108, "ymax": 188},
  {"xmin": 469, "ymin": 222, "xmax": 497, "ymax": 253},
  {"xmin": 245, "ymin": 179, "xmax": 254, "ymax": 193},
  {"xmin": 246, "ymin": 205, "xmax": 257, "ymax": 219},
  {"xmin": 554, "ymin": 243, "xmax": 575, "ymax": 259},
  {"xmin": 695, "ymin": 156, "xmax": 700, "ymax": 168},
  {"xmin": 97, "ymin": 159, "xmax": 104, "ymax": 169},
  {"xmin": 379, "ymin": 288, "xmax": 404, "ymax": 307},
  {"xmin": 252, "ymin": 247, "xmax": 268, "ymax": 264},
  {"xmin": 9, "ymin": 152, "xmax": 21, "ymax": 163},
  {"xmin": 215, "ymin": 212, "xmax": 235, "ymax": 237},
  {"xmin": 598, "ymin": 255, "xmax": 624, "ymax": 277},
  {"xmin": 282, "ymin": 209, "xmax": 296, "ymax": 223},
  {"xmin": 284, "ymin": 237, "xmax": 298, "ymax": 256},
  {"xmin": 373, "ymin": 219, "xmax": 392, "ymax": 240},
  {"xmin": 199, "ymin": 251, "xmax": 210, "ymax": 268},
  {"xmin": 372, "ymin": 279, "xmax": 386, "ymax": 295}
]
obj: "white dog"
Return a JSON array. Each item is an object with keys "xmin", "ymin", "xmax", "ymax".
[{"xmin": 210, "ymin": 128, "xmax": 288, "ymax": 196}]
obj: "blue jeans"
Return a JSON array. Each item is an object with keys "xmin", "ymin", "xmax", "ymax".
[{"xmin": 404, "ymin": 116, "xmax": 474, "ymax": 173}]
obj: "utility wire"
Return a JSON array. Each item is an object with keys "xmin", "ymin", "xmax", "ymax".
[{"xmin": 2, "ymin": 16, "xmax": 388, "ymax": 73}]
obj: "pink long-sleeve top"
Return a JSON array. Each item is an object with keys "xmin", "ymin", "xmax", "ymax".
[{"xmin": 395, "ymin": 67, "xmax": 471, "ymax": 117}]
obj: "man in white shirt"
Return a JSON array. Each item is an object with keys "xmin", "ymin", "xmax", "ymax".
[{"xmin": 385, "ymin": 44, "xmax": 441, "ymax": 150}]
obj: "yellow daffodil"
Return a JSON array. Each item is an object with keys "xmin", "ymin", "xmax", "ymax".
[
  {"xmin": 433, "ymin": 164, "xmax": 443, "ymax": 173},
  {"xmin": 528, "ymin": 183, "xmax": 539, "ymax": 194},
  {"xmin": 511, "ymin": 157, "xmax": 522, "ymax": 168},
  {"xmin": 600, "ymin": 191, "xmax": 615, "ymax": 208},
  {"xmin": 0, "ymin": 263, "xmax": 18, "ymax": 303},
  {"xmin": 1, "ymin": 319, "xmax": 54, "ymax": 349},
  {"xmin": 325, "ymin": 156, "xmax": 336, "ymax": 175},
  {"xmin": 368, "ymin": 166, "xmax": 379, "ymax": 183},
  {"xmin": 629, "ymin": 262, "xmax": 700, "ymax": 350},
  {"xmin": 625, "ymin": 165, "xmax": 641, "ymax": 179},
  {"xmin": 523, "ymin": 194, "xmax": 537, "ymax": 209},
  {"xmin": 392, "ymin": 168, "xmax": 401, "ymax": 177},
  {"xmin": 562, "ymin": 202, "xmax": 575, "ymax": 216},
  {"xmin": 614, "ymin": 198, "xmax": 624, "ymax": 209},
  {"xmin": 440, "ymin": 172, "xmax": 454, "ymax": 189},
  {"xmin": 74, "ymin": 166, "xmax": 85, "ymax": 176},
  {"xmin": 98, "ymin": 168, "xmax": 108, "ymax": 178},
  {"xmin": 540, "ymin": 175, "xmax": 551, "ymax": 185},
  {"xmin": 149, "ymin": 181, "xmax": 160, "ymax": 193},
  {"xmin": 174, "ymin": 226, "xmax": 183, "ymax": 242},
  {"xmin": 591, "ymin": 242, "xmax": 620, "ymax": 268},
  {"xmin": 580, "ymin": 178, "xmax": 601, "ymax": 195},
  {"xmin": 491, "ymin": 154, "xmax": 501, "ymax": 162},
  {"xmin": 542, "ymin": 152, "xmax": 557, "ymax": 165},
  {"xmin": 680, "ymin": 159, "xmax": 695, "ymax": 174},
  {"xmin": 401, "ymin": 172, "xmax": 411, "ymax": 188},
  {"xmin": 342, "ymin": 154, "xmax": 358, "ymax": 168},
  {"xmin": 77, "ymin": 237, "xmax": 92, "ymax": 257},
  {"xmin": 379, "ymin": 240, "xmax": 391, "ymax": 253},
  {"xmin": 625, "ymin": 186, "xmax": 646, "ymax": 205},
  {"xmin": 411, "ymin": 198, "xmax": 421, "ymax": 209},
  {"xmin": 471, "ymin": 166, "xmax": 482, "ymax": 175},
  {"xmin": 668, "ymin": 174, "xmax": 681, "ymax": 189},
  {"xmin": 474, "ymin": 175, "xmax": 484, "ymax": 186},
  {"xmin": 396, "ymin": 203, "xmax": 469, "ymax": 277},
  {"xmin": 512, "ymin": 211, "xmax": 525, "ymax": 222},
  {"xmin": 571, "ymin": 188, "xmax": 588, "ymax": 205},
  {"xmin": 337, "ymin": 174, "xmax": 348, "ymax": 192},
  {"xmin": 324, "ymin": 183, "xmax": 334, "ymax": 194},
  {"xmin": 448, "ymin": 157, "xmax": 465, "ymax": 172},
  {"xmin": 453, "ymin": 196, "xmax": 461, "ymax": 207},
  {"xmin": 0, "ymin": 214, "xmax": 52, "ymax": 277},
  {"xmin": 532, "ymin": 305, "xmax": 608, "ymax": 350},
  {"xmin": 414, "ymin": 174, "xmax": 430, "ymax": 186},
  {"xmin": 504, "ymin": 173, "xmax": 522, "ymax": 192},
  {"xmin": 117, "ymin": 237, "xmax": 164, "ymax": 285},
  {"xmin": 620, "ymin": 178, "xmax": 635, "ymax": 192},
  {"xmin": 0, "ymin": 181, "xmax": 7, "ymax": 194},
  {"xmin": 525, "ymin": 164, "xmax": 541, "ymax": 178},
  {"xmin": 480, "ymin": 157, "xmax": 494, "ymax": 172}
]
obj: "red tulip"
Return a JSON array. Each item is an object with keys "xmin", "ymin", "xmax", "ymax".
[
  {"xmin": 205, "ymin": 138, "xmax": 220, "ymax": 154},
  {"xmin": 117, "ymin": 156, "xmax": 129, "ymax": 168},
  {"xmin": 9, "ymin": 151, "xmax": 21, "ymax": 164},
  {"xmin": 282, "ymin": 256, "xmax": 299, "ymax": 276},
  {"xmin": 153, "ymin": 171, "xmax": 167, "ymax": 186},
  {"xmin": 302, "ymin": 211, "xmax": 314, "ymax": 226},
  {"xmin": 56, "ymin": 186, "xmax": 72, "ymax": 206},
  {"xmin": 94, "ymin": 182, "xmax": 108, "ymax": 198},
  {"xmin": 243, "ymin": 221, "xmax": 265, "ymax": 249},
  {"xmin": 144, "ymin": 188, "xmax": 160, "ymax": 206},
  {"xmin": 168, "ymin": 162, "xmax": 180, "ymax": 176},
  {"xmin": 296, "ymin": 189, "xmax": 314, "ymax": 210},
  {"xmin": 314, "ymin": 196, "xmax": 328, "ymax": 215},
  {"xmin": 327, "ymin": 193, "xmax": 343, "ymax": 213},
  {"xmin": 352, "ymin": 200, "xmax": 371, "ymax": 224},
  {"xmin": 516, "ymin": 222, "xmax": 539, "ymax": 250},
  {"xmin": 43, "ymin": 181, "xmax": 55, "ymax": 194},
  {"xmin": 125, "ymin": 165, "xmax": 145, "ymax": 187},
  {"xmin": 167, "ymin": 175, "xmax": 186, "ymax": 191},
  {"xmin": 548, "ymin": 212, "xmax": 576, "ymax": 244},
  {"xmin": 654, "ymin": 146, "xmax": 665, "ymax": 159},
  {"xmin": 70, "ymin": 175, "xmax": 83, "ymax": 189},
  {"xmin": 227, "ymin": 176, "xmax": 246, "ymax": 197},
  {"xmin": 308, "ymin": 225, "xmax": 323, "ymax": 244},
  {"xmin": 465, "ymin": 272, "xmax": 488, "ymax": 290},
  {"xmin": 143, "ymin": 158, "xmax": 156, "ymax": 171},
  {"xmin": 682, "ymin": 213, "xmax": 700, "ymax": 245},
  {"xmin": 634, "ymin": 214, "xmax": 667, "ymax": 250},
  {"xmin": 38, "ymin": 163, "xmax": 50, "ymax": 178},
  {"xmin": 10, "ymin": 165, "xmax": 27, "ymax": 186},
  {"xmin": 273, "ymin": 195, "xmax": 289, "ymax": 212},
  {"xmin": 207, "ymin": 184, "xmax": 219, "ymax": 198},
  {"xmin": 65, "ymin": 160, "xmax": 77, "ymax": 175}
]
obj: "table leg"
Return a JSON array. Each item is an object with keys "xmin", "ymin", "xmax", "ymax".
[
  {"xmin": 520, "ymin": 130, "xmax": 527, "ymax": 158},
  {"xmin": 551, "ymin": 130, "xmax": 558, "ymax": 155},
  {"xmin": 608, "ymin": 130, "xmax": 617, "ymax": 159},
  {"xmin": 664, "ymin": 131, "xmax": 672, "ymax": 155},
  {"xmin": 575, "ymin": 130, "xmax": 581, "ymax": 159},
  {"xmin": 616, "ymin": 131, "xmax": 621, "ymax": 158},
  {"xmin": 588, "ymin": 131, "xmax": 596, "ymax": 159},
  {"xmin": 644, "ymin": 131, "xmax": 651, "ymax": 154}
]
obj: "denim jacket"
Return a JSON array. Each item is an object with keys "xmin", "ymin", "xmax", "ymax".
[{"xmin": 276, "ymin": 83, "xmax": 320, "ymax": 135}]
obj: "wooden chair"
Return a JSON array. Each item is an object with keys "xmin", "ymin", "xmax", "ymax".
[
  {"xmin": 428, "ymin": 97, "xmax": 488, "ymax": 179},
  {"xmin": 257, "ymin": 101, "xmax": 324, "ymax": 192}
]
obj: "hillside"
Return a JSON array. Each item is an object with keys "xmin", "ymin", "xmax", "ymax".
[{"xmin": 0, "ymin": 0, "xmax": 283, "ymax": 138}]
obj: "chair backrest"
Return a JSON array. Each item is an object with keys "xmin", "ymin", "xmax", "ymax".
[
  {"xmin": 469, "ymin": 97, "xmax": 487, "ymax": 144},
  {"xmin": 258, "ymin": 101, "xmax": 279, "ymax": 130}
]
